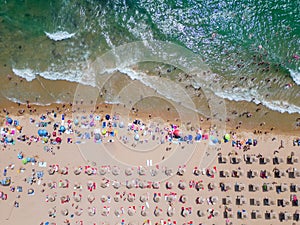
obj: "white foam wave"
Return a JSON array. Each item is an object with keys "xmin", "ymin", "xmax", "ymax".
[
  {"xmin": 12, "ymin": 67, "xmax": 95, "ymax": 87},
  {"xmin": 214, "ymin": 88, "xmax": 300, "ymax": 114},
  {"xmin": 289, "ymin": 69, "xmax": 300, "ymax": 85},
  {"xmin": 5, "ymin": 96, "xmax": 58, "ymax": 106},
  {"xmin": 45, "ymin": 31, "xmax": 76, "ymax": 41}
]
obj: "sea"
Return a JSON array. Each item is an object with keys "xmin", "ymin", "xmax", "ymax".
[{"xmin": 0, "ymin": 0, "xmax": 299, "ymax": 114}]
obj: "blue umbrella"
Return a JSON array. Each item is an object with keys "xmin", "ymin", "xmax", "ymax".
[
  {"xmin": 105, "ymin": 114, "xmax": 110, "ymax": 120},
  {"xmin": 38, "ymin": 129, "xmax": 44, "ymax": 136},
  {"xmin": 6, "ymin": 117, "xmax": 13, "ymax": 124},
  {"xmin": 195, "ymin": 134, "xmax": 202, "ymax": 141},
  {"xmin": 59, "ymin": 125, "xmax": 66, "ymax": 133}
]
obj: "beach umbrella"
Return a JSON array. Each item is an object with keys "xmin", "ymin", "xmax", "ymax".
[
  {"xmin": 165, "ymin": 168, "xmax": 173, "ymax": 176},
  {"xmin": 127, "ymin": 207, "xmax": 135, "ymax": 216},
  {"xmin": 94, "ymin": 133, "xmax": 101, "ymax": 141},
  {"xmin": 196, "ymin": 197, "xmax": 205, "ymax": 204},
  {"xmin": 61, "ymin": 209, "xmax": 69, "ymax": 216},
  {"xmin": 86, "ymin": 167, "xmax": 93, "ymax": 176},
  {"xmin": 95, "ymin": 115, "xmax": 101, "ymax": 121},
  {"xmin": 125, "ymin": 168, "xmax": 133, "ymax": 176},
  {"xmin": 195, "ymin": 134, "xmax": 202, "ymax": 141},
  {"xmin": 208, "ymin": 182, "xmax": 216, "ymax": 190},
  {"xmin": 138, "ymin": 166, "xmax": 146, "ymax": 175},
  {"xmin": 181, "ymin": 208, "xmax": 189, "ymax": 217},
  {"xmin": 166, "ymin": 181, "xmax": 174, "ymax": 189},
  {"xmin": 48, "ymin": 167, "xmax": 55, "ymax": 175},
  {"xmin": 152, "ymin": 181, "xmax": 160, "ymax": 189},
  {"xmin": 88, "ymin": 207, "xmax": 96, "ymax": 216},
  {"xmin": 178, "ymin": 181, "xmax": 187, "ymax": 190},
  {"xmin": 167, "ymin": 207, "xmax": 175, "ymax": 217},
  {"xmin": 59, "ymin": 125, "xmax": 66, "ymax": 133},
  {"xmin": 141, "ymin": 209, "xmax": 147, "ymax": 217},
  {"xmin": 177, "ymin": 167, "xmax": 186, "ymax": 176},
  {"xmin": 119, "ymin": 121, "xmax": 124, "ymax": 128},
  {"xmin": 114, "ymin": 195, "xmax": 120, "ymax": 202},
  {"xmin": 166, "ymin": 195, "xmax": 175, "ymax": 203},
  {"xmin": 48, "ymin": 195, "xmax": 56, "ymax": 202},
  {"xmin": 197, "ymin": 210, "xmax": 205, "ymax": 217},
  {"xmin": 74, "ymin": 119, "xmax": 79, "ymax": 126},
  {"xmin": 55, "ymin": 137, "xmax": 61, "ymax": 143},
  {"xmin": 88, "ymin": 194, "xmax": 95, "ymax": 203},
  {"xmin": 16, "ymin": 125, "xmax": 22, "ymax": 131},
  {"xmin": 105, "ymin": 114, "xmax": 110, "ymax": 120},
  {"xmin": 195, "ymin": 182, "xmax": 204, "ymax": 191},
  {"xmin": 101, "ymin": 129, "xmax": 107, "ymax": 135},
  {"xmin": 112, "ymin": 181, "xmax": 121, "ymax": 189},
  {"xmin": 193, "ymin": 168, "xmax": 201, "ymax": 176},
  {"xmin": 60, "ymin": 166, "xmax": 68, "ymax": 175},
  {"xmin": 153, "ymin": 194, "xmax": 161, "ymax": 203},
  {"xmin": 134, "ymin": 134, "xmax": 140, "ymax": 141},
  {"xmin": 139, "ymin": 180, "xmax": 147, "ymax": 189},
  {"xmin": 224, "ymin": 134, "xmax": 230, "ymax": 141},
  {"xmin": 101, "ymin": 195, "xmax": 108, "ymax": 203},
  {"xmin": 154, "ymin": 207, "xmax": 162, "ymax": 216},
  {"xmin": 173, "ymin": 129, "xmax": 181, "ymax": 138},
  {"xmin": 22, "ymin": 158, "xmax": 28, "ymax": 165},
  {"xmin": 140, "ymin": 194, "xmax": 148, "ymax": 203},
  {"xmin": 112, "ymin": 166, "xmax": 120, "ymax": 176},
  {"xmin": 150, "ymin": 168, "xmax": 158, "ymax": 176},
  {"xmin": 74, "ymin": 167, "xmax": 82, "ymax": 175},
  {"xmin": 180, "ymin": 194, "xmax": 188, "ymax": 203},
  {"xmin": 127, "ymin": 194, "xmax": 135, "ymax": 202},
  {"xmin": 100, "ymin": 167, "xmax": 107, "ymax": 175},
  {"xmin": 6, "ymin": 117, "xmax": 13, "ymax": 125},
  {"xmin": 126, "ymin": 181, "xmax": 133, "ymax": 189},
  {"xmin": 75, "ymin": 209, "xmax": 83, "ymax": 216},
  {"xmin": 73, "ymin": 193, "xmax": 81, "ymax": 202}
]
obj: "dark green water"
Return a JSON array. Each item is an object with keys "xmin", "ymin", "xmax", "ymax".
[{"xmin": 0, "ymin": 0, "xmax": 299, "ymax": 113}]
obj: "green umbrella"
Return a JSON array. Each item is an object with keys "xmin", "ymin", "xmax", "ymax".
[
  {"xmin": 22, "ymin": 158, "xmax": 28, "ymax": 165},
  {"xmin": 224, "ymin": 134, "xmax": 230, "ymax": 140}
]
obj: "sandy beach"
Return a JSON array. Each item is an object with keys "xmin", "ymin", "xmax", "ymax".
[{"xmin": 0, "ymin": 100, "xmax": 299, "ymax": 225}]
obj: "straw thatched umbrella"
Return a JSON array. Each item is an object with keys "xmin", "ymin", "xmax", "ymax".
[
  {"xmin": 101, "ymin": 195, "xmax": 108, "ymax": 203},
  {"xmin": 128, "ymin": 207, "xmax": 135, "ymax": 216},
  {"xmin": 75, "ymin": 208, "xmax": 83, "ymax": 216},
  {"xmin": 165, "ymin": 168, "xmax": 173, "ymax": 176},
  {"xmin": 152, "ymin": 181, "xmax": 160, "ymax": 189},
  {"xmin": 48, "ymin": 167, "xmax": 55, "ymax": 175},
  {"xmin": 166, "ymin": 181, "xmax": 173, "ymax": 189},
  {"xmin": 177, "ymin": 167, "xmax": 186, "ymax": 176},
  {"xmin": 154, "ymin": 207, "xmax": 162, "ymax": 216},
  {"xmin": 178, "ymin": 180, "xmax": 187, "ymax": 190},
  {"xmin": 125, "ymin": 168, "xmax": 133, "ymax": 176},
  {"xmin": 112, "ymin": 180, "xmax": 121, "ymax": 189},
  {"xmin": 180, "ymin": 194, "xmax": 188, "ymax": 203},
  {"xmin": 127, "ymin": 194, "xmax": 135, "ymax": 202},
  {"xmin": 138, "ymin": 166, "xmax": 146, "ymax": 175},
  {"xmin": 140, "ymin": 194, "xmax": 148, "ymax": 203},
  {"xmin": 167, "ymin": 207, "xmax": 174, "ymax": 217},
  {"xmin": 112, "ymin": 166, "xmax": 120, "ymax": 176},
  {"xmin": 74, "ymin": 167, "xmax": 82, "ymax": 175},
  {"xmin": 197, "ymin": 210, "xmax": 205, "ymax": 217},
  {"xmin": 88, "ymin": 194, "xmax": 95, "ymax": 203},
  {"xmin": 153, "ymin": 194, "xmax": 161, "ymax": 203},
  {"xmin": 88, "ymin": 207, "xmax": 96, "ymax": 216},
  {"xmin": 61, "ymin": 208, "xmax": 69, "ymax": 216},
  {"xmin": 114, "ymin": 195, "xmax": 120, "ymax": 202},
  {"xmin": 73, "ymin": 193, "xmax": 81, "ymax": 202},
  {"xmin": 100, "ymin": 167, "xmax": 107, "ymax": 175}
]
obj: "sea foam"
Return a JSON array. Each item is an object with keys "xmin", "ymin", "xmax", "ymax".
[
  {"xmin": 45, "ymin": 31, "xmax": 75, "ymax": 41},
  {"xmin": 289, "ymin": 69, "xmax": 300, "ymax": 85}
]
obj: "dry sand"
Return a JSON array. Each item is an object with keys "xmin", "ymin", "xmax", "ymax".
[{"xmin": 0, "ymin": 102, "xmax": 299, "ymax": 225}]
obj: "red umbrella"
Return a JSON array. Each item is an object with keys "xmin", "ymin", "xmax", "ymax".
[
  {"xmin": 173, "ymin": 129, "xmax": 181, "ymax": 138},
  {"xmin": 56, "ymin": 137, "xmax": 62, "ymax": 143}
]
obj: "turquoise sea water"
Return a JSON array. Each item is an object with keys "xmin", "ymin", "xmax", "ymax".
[{"xmin": 0, "ymin": 0, "xmax": 299, "ymax": 113}]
